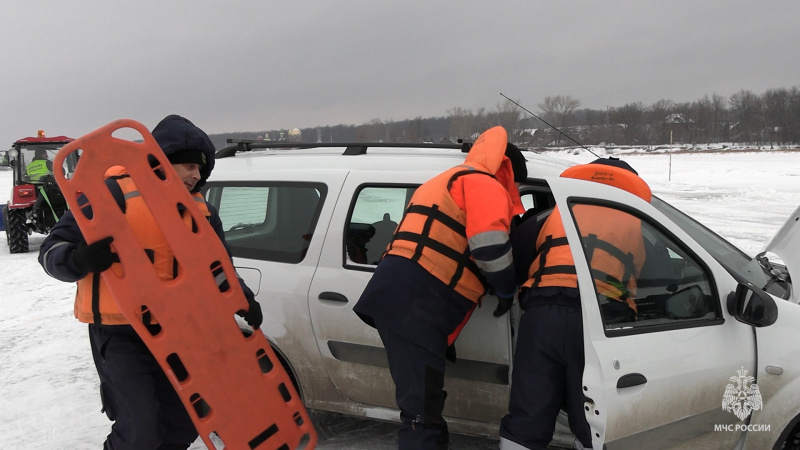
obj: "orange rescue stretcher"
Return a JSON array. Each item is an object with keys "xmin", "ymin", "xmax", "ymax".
[{"xmin": 54, "ymin": 119, "xmax": 317, "ymax": 450}]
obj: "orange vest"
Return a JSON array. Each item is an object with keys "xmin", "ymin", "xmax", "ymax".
[
  {"xmin": 522, "ymin": 163, "xmax": 650, "ymax": 310},
  {"xmin": 74, "ymin": 168, "xmax": 211, "ymax": 324},
  {"xmin": 385, "ymin": 165, "xmax": 493, "ymax": 303}
]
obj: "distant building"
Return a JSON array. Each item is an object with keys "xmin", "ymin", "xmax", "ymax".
[
  {"xmin": 288, "ymin": 128, "xmax": 302, "ymax": 142},
  {"xmin": 663, "ymin": 113, "xmax": 692, "ymax": 144}
]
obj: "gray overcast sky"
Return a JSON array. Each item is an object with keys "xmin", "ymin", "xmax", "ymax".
[{"xmin": 2, "ymin": 1, "xmax": 799, "ymax": 145}]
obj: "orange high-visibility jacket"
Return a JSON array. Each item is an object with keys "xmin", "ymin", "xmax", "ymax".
[
  {"xmin": 386, "ymin": 126, "xmax": 525, "ymax": 304},
  {"xmin": 386, "ymin": 164, "xmax": 492, "ymax": 302},
  {"xmin": 74, "ymin": 167, "xmax": 211, "ymax": 325},
  {"xmin": 522, "ymin": 163, "xmax": 651, "ymax": 310}
]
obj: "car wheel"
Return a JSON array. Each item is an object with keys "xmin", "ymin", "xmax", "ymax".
[
  {"xmin": 6, "ymin": 207, "xmax": 28, "ymax": 254},
  {"xmin": 245, "ymin": 329, "xmax": 303, "ymax": 402},
  {"xmin": 272, "ymin": 345, "xmax": 302, "ymax": 402},
  {"xmin": 779, "ymin": 416, "xmax": 800, "ymax": 450}
]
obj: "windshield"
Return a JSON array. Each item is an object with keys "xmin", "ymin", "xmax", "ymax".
[
  {"xmin": 15, "ymin": 144, "xmax": 77, "ymax": 183},
  {"xmin": 650, "ymin": 196, "xmax": 770, "ymax": 289}
]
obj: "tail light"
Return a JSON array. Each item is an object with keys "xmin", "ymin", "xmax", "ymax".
[{"xmin": 17, "ymin": 187, "xmax": 35, "ymax": 197}]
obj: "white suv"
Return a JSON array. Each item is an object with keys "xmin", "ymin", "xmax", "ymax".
[{"xmin": 204, "ymin": 141, "xmax": 798, "ymax": 449}]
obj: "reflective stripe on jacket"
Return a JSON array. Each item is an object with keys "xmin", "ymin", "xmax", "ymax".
[{"xmin": 73, "ymin": 168, "xmax": 211, "ymax": 324}]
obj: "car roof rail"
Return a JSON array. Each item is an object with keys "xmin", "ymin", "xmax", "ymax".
[{"xmin": 216, "ymin": 139, "xmax": 472, "ymax": 158}]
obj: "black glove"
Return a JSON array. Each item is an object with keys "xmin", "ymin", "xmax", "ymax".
[
  {"xmin": 73, "ymin": 237, "xmax": 116, "ymax": 274},
  {"xmin": 445, "ymin": 344, "xmax": 457, "ymax": 363},
  {"xmin": 237, "ymin": 299, "xmax": 263, "ymax": 330},
  {"xmin": 493, "ymin": 294, "xmax": 515, "ymax": 317}
]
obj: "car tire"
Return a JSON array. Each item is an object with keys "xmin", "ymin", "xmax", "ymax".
[
  {"xmin": 6, "ymin": 207, "xmax": 29, "ymax": 253},
  {"xmin": 244, "ymin": 328, "xmax": 303, "ymax": 402},
  {"xmin": 778, "ymin": 414, "xmax": 800, "ymax": 450},
  {"xmin": 273, "ymin": 345, "xmax": 302, "ymax": 402}
]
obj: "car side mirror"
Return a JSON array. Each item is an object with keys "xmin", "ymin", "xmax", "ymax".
[{"xmin": 727, "ymin": 282, "xmax": 778, "ymax": 327}]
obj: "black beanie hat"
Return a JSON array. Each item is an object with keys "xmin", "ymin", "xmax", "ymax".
[
  {"xmin": 590, "ymin": 157, "xmax": 638, "ymax": 175},
  {"xmin": 505, "ymin": 143, "xmax": 528, "ymax": 183},
  {"xmin": 151, "ymin": 115, "xmax": 215, "ymax": 192},
  {"xmin": 167, "ymin": 148, "xmax": 207, "ymax": 167}
]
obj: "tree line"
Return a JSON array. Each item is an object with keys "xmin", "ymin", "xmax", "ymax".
[{"xmin": 209, "ymin": 86, "xmax": 800, "ymax": 150}]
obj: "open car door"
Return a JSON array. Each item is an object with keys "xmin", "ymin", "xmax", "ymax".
[{"xmin": 548, "ymin": 176, "xmax": 759, "ymax": 449}]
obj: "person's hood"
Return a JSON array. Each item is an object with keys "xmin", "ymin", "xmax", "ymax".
[
  {"xmin": 464, "ymin": 126, "xmax": 525, "ymax": 215},
  {"xmin": 151, "ymin": 115, "xmax": 215, "ymax": 193},
  {"xmin": 761, "ymin": 204, "xmax": 800, "ymax": 291}
]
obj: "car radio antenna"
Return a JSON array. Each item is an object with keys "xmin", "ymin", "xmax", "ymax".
[{"xmin": 500, "ymin": 93, "xmax": 600, "ymax": 158}]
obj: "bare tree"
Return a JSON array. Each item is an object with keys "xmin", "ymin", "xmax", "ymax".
[
  {"xmin": 248, "ymin": 85, "xmax": 799, "ymax": 148},
  {"xmin": 402, "ymin": 116, "xmax": 427, "ymax": 142},
  {"xmin": 538, "ymin": 96, "xmax": 580, "ymax": 125},
  {"xmin": 610, "ymin": 102, "xmax": 646, "ymax": 145},
  {"xmin": 490, "ymin": 99, "xmax": 523, "ymax": 140},
  {"xmin": 646, "ymin": 99, "xmax": 675, "ymax": 144},
  {"xmin": 689, "ymin": 96, "xmax": 716, "ymax": 144},
  {"xmin": 762, "ymin": 88, "xmax": 791, "ymax": 144},
  {"xmin": 729, "ymin": 90, "xmax": 763, "ymax": 143},
  {"xmin": 356, "ymin": 119, "xmax": 388, "ymax": 142},
  {"xmin": 710, "ymin": 93, "xmax": 728, "ymax": 143},
  {"xmin": 537, "ymin": 95, "xmax": 581, "ymax": 145},
  {"xmin": 447, "ymin": 107, "xmax": 478, "ymax": 141},
  {"xmin": 789, "ymin": 87, "xmax": 800, "ymax": 144}
]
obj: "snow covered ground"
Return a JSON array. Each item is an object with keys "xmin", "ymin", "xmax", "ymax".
[{"xmin": 1, "ymin": 148, "xmax": 798, "ymax": 449}]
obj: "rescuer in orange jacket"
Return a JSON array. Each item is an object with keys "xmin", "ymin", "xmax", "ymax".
[
  {"xmin": 38, "ymin": 115, "xmax": 263, "ymax": 450},
  {"xmin": 354, "ymin": 126, "xmax": 527, "ymax": 449},
  {"xmin": 499, "ymin": 158, "xmax": 650, "ymax": 450}
]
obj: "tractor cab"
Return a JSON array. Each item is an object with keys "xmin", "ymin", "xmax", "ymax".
[{"xmin": 3, "ymin": 130, "xmax": 78, "ymax": 253}]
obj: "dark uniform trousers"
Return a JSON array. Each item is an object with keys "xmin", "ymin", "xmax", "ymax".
[
  {"xmin": 376, "ymin": 323, "xmax": 449, "ymax": 450},
  {"xmin": 499, "ymin": 287, "xmax": 592, "ymax": 449},
  {"xmin": 89, "ymin": 324, "xmax": 197, "ymax": 450},
  {"xmin": 355, "ymin": 256, "xmax": 475, "ymax": 450}
]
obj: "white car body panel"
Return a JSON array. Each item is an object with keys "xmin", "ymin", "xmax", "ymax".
[{"xmin": 746, "ymin": 298, "xmax": 800, "ymax": 449}]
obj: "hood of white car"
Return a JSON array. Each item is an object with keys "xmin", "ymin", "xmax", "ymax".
[{"xmin": 762, "ymin": 204, "xmax": 800, "ymax": 291}]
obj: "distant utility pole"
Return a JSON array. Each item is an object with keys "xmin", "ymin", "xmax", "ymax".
[{"xmin": 669, "ymin": 130, "xmax": 673, "ymax": 181}]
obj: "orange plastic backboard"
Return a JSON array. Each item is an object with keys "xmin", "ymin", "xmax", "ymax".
[{"xmin": 54, "ymin": 119, "xmax": 317, "ymax": 450}]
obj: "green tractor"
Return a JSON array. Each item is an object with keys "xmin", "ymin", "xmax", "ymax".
[{"xmin": 3, "ymin": 131, "xmax": 79, "ymax": 253}]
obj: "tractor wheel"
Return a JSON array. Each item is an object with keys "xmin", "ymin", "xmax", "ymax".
[{"xmin": 6, "ymin": 207, "xmax": 29, "ymax": 253}]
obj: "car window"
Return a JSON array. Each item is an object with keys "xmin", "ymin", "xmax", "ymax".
[
  {"xmin": 345, "ymin": 185, "xmax": 415, "ymax": 267},
  {"xmin": 519, "ymin": 188, "xmax": 555, "ymax": 217},
  {"xmin": 650, "ymin": 196, "xmax": 769, "ymax": 290},
  {"xmin": 570, "ymin": 202, "xmax": 723, "ymax": 336},
  {"xmin": 204, "ymin": 182, "xmax": 326, "ymax": 264}
]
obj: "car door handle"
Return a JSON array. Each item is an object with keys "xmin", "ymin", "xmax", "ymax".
[
  {"xmin": 617, "ymin": 373, "xmax": 647, "ymax": 388},
  {"xmin": 319, "ymin": 292, "xmax": 349, "ymax": 303}
]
